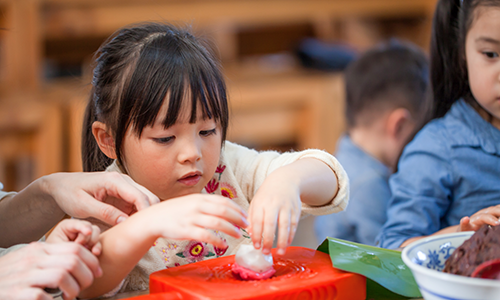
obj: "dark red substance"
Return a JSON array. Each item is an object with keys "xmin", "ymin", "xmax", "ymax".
[
  {"xmin": 444, "ymin": 225, "xmax": 500, "ymax": 277},
  {"xmin": 231, "ymin": 263, "xmax": 276, "ymax": 280}
]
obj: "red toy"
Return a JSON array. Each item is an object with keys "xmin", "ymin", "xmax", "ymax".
[{"xmin": 127, "ymin": 246, "xmax": 366, "ymax": 300}]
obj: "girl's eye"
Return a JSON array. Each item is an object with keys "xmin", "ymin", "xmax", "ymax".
[
  {"xmin": 483, "ymin": 51, "xmax": 499, "ymax": 59},
  {"xmin": 200, "ymin": 128, "xmax": 216, "ymax": 137},
  {"xmin": 153, "ymin": 136, "xmax": 174, "ymax": 144}
]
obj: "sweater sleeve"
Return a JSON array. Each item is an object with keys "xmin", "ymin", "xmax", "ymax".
[{"xmin": 223, "ymin": 141, "xmax": 349, "ymax": 216}]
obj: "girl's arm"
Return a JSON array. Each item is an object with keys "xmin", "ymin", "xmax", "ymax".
[
  {"xmin": 248, "ymin": 158, "xmax": 338, "ymax": 256},
  {"xmin": 79, "ymin": 194, "xmax": 248, "ymax": 298}
]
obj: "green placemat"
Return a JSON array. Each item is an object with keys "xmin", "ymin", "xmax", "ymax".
[{"xmin": 317, "ymin": 237, "xmax": 422, "ymax": 299}]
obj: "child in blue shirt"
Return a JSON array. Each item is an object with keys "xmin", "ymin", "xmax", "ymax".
[
  {"xmin": 315, "ymin": 40, "xmax": 429, "ymax": 246},
  {"xmin": 377, "ymin": 0, "xmax": 500, "ymax": 249}
]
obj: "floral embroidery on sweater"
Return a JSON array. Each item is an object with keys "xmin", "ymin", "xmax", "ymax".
[
  {"xmin": 204, "ymin": 164, "xmax": 236, "ymax": 200},
  {"xmin": 205, "ymin": 179, "xmax": 219, "ymax": 194},
  {"xmin": 220, "ymin": 182, "xmax": 236, "ymax": 199},
  {"xmin": 176, "ymin": 241, "xmax": 215, "ymax": 262}
]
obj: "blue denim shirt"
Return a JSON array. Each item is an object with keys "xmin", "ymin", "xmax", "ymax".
[
  {"xmin": 315, "ymin": 135, "xmax": 391, "ymax": 246},
  {"xmin": 377, "ymin": 100, "xmax": 500, "ymax": 249}
]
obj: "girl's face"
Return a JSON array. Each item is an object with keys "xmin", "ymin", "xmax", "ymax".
[
  {"xmin": 121, "ymin": 99, "xmax": 222, "ymax": 200},
  {"xmin": 465, "ymin": 6, "xmax": 500, "ymax": 129}
]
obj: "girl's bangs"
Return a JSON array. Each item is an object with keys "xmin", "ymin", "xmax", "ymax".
[{"xmin": 124, "ymin": 35, "xmax": 227, "ymax": 136}]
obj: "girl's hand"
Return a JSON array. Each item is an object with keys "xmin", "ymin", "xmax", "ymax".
[
  {"xmin": 459, "ymin": 205, "xmax": 500, "ymax": 232},
  {"xmin": 248, "ymin": 175, "xmax": 301, "ymax": 256},
  {"xmin": 140, "ymin": 194, "xmax": 248, "ymax": 249},
  {"xmin": 46, "ymin": 219, "xmax": 102, "ymax": 256}
]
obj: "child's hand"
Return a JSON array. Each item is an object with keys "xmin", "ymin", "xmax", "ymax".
[
  {"xmin": 140, "ymin": 194, "xmax": 248, "ymax": 249},
  {"xmin": 459, "ymin": 205, "xmax": 500, "ymax": 232},
  {"xmin": 47, "ymin": 219, "xmax": 102, "ymax": 256},
  {"xmin": 248, "ymin": 176, "xmax": 301, "ymax": 256}
]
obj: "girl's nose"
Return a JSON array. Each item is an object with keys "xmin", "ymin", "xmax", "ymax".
[{"xmin": 178, "ymin": 139, "xmax": 202, "ymax": 163}]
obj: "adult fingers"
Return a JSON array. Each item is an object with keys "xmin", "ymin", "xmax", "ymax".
[
  {"xmin": 78, "ymin": 191, "xmax": 132, "ymax": 226},
  {"xmin": 36, "ymin": 253, "xmax": 95, "ymax": 292},
  {"xmin": 7, "ymin": 288, "xmax": 53, "ymax": 300},
  {"xmin": 44, "ymin": 243, "xmax": 102, "ymax": 279},
  {"xmin": 104, "ymin": 172, "xmax": 160, "ymax": 211},
  {"xmin": 17, "ymin": 264, "xmax": 81, "ymax": 300}
]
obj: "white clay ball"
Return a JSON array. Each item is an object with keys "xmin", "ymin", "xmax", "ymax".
[{"xmin": 235, "ymin": 244, "xmax": 273, "ymax": 273}]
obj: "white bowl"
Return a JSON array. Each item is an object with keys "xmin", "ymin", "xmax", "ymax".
[{"xmin": 402, "ymin": 232, "xmax": 500, "ymax": 300}]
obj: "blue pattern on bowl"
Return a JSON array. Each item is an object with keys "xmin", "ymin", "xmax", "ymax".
[{"xmin": 409, "ymin": 237, "xmax": 461, "ymax": 271}]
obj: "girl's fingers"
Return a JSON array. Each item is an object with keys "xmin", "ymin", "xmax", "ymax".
[
  {"xmin": 91, "ymin": 242, "xmax": 102, "ymax": 257},
  {"xmin": 207, "ymin": 196, "xmax": 248, "ymax": 218},
  {"xmin": 200, "ymin": 199, "xmax": 248, "ymax": 229},
  {"xmin": 249, "ymin": 207, "xmax": 264, "ymax": 250},
  {"xmin": 188, "ymin": 228, "xmax": 227, "ymax": 249},
  {"xmin": 288, "ymin": 216, "xmax": 299, "ymax": 248},
  {"xmin": 89, "ymin": 225, "xmax": 101, "ymax": 246},
  {"xmin": 194, "ymin": 215, "xmax": 242, "ymax": 239},
  {"xmin": 74, "ymin": 232, "xmax": 89, "ymax": 245},
  {"xmin": 261, "ymin": 210, "xmax": 278, "ymax": 254},
  {"xmin": 88, "ymin": 225, "xmax": 102, "ymax": 256},
  {"xmin": 276, "ymin": 211, "xmax": 290, "ymax": 255}
]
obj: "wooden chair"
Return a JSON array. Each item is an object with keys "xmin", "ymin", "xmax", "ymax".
[{"xmin": 0, "ymin": 91, "xmax": 63, "ymax": 191}]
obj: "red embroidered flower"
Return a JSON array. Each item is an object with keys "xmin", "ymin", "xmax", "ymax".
[
  {"xmin": 214, "ymin": 244, "xmax": 228, "ymax": 256},
  {"xmin": 220, "ymin": 183, "xmax": 237, "ymax": 199},
  {"xmin": 205, "ymin": 179, "xmax": 219, "ymax": 194},
  {"xmin": 182, "ymin": 241, "xmax": 208, "ymax": 262},
  {"xmin": 215, "ymin": 165, "xmax": 226, "ymax": 174}
]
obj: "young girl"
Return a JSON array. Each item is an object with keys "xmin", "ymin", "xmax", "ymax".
[
  {"xmin": 79, "ymin": 23, "xmax": 348, "ymax": 297},
  {"xmin": 377, "ymin": 0, "xmax": 500, "ymax": 249}
]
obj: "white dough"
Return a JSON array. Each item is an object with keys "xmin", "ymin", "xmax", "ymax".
[{"xmin": 235, "ymin": 244, "xmax": 274, "ymax": 273}]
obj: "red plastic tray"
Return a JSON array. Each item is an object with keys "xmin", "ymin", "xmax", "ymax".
[{"xmin": 132, "ymin": 246, "xmax": 366, "ymax": 300}]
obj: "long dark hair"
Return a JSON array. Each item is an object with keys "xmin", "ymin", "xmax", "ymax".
[
  {"xmin": 430, "ymin": 0, "xmax": 500, "ymax": 119},
  {"xmin": 82, "ymin": 23, "xmax": 229, "ymax": 172}
]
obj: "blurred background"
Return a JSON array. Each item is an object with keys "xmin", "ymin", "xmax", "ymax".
[{"xmin": 0, "ymin": 0, "xmax": 437, "ymax": 245}]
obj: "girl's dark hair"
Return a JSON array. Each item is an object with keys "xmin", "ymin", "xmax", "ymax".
[
  {"xmin": 82, "ymin": 23, "xmax": 229, "ymax": 172},
  {"xmin": 430, "ymin": 0, "xmax": 499, "ymax": 119}
]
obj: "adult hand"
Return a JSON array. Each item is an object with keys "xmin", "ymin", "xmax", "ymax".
[
  {"xmin": 44, "ymin": 172, "xmax": 160, "ymax": 225},
  {"xmin": 0, "ymin": 242, "xmax": 102, "ymax": 300}
]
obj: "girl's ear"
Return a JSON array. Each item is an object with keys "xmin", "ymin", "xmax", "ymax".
[{"xmin": 92, "ymin": 121, "xmax": 117, "ymax": 159}]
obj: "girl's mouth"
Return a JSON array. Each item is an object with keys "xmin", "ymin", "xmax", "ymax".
[{"xmin": 178, "ymin": 173, "xmax": 201, "ymax": 186}]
